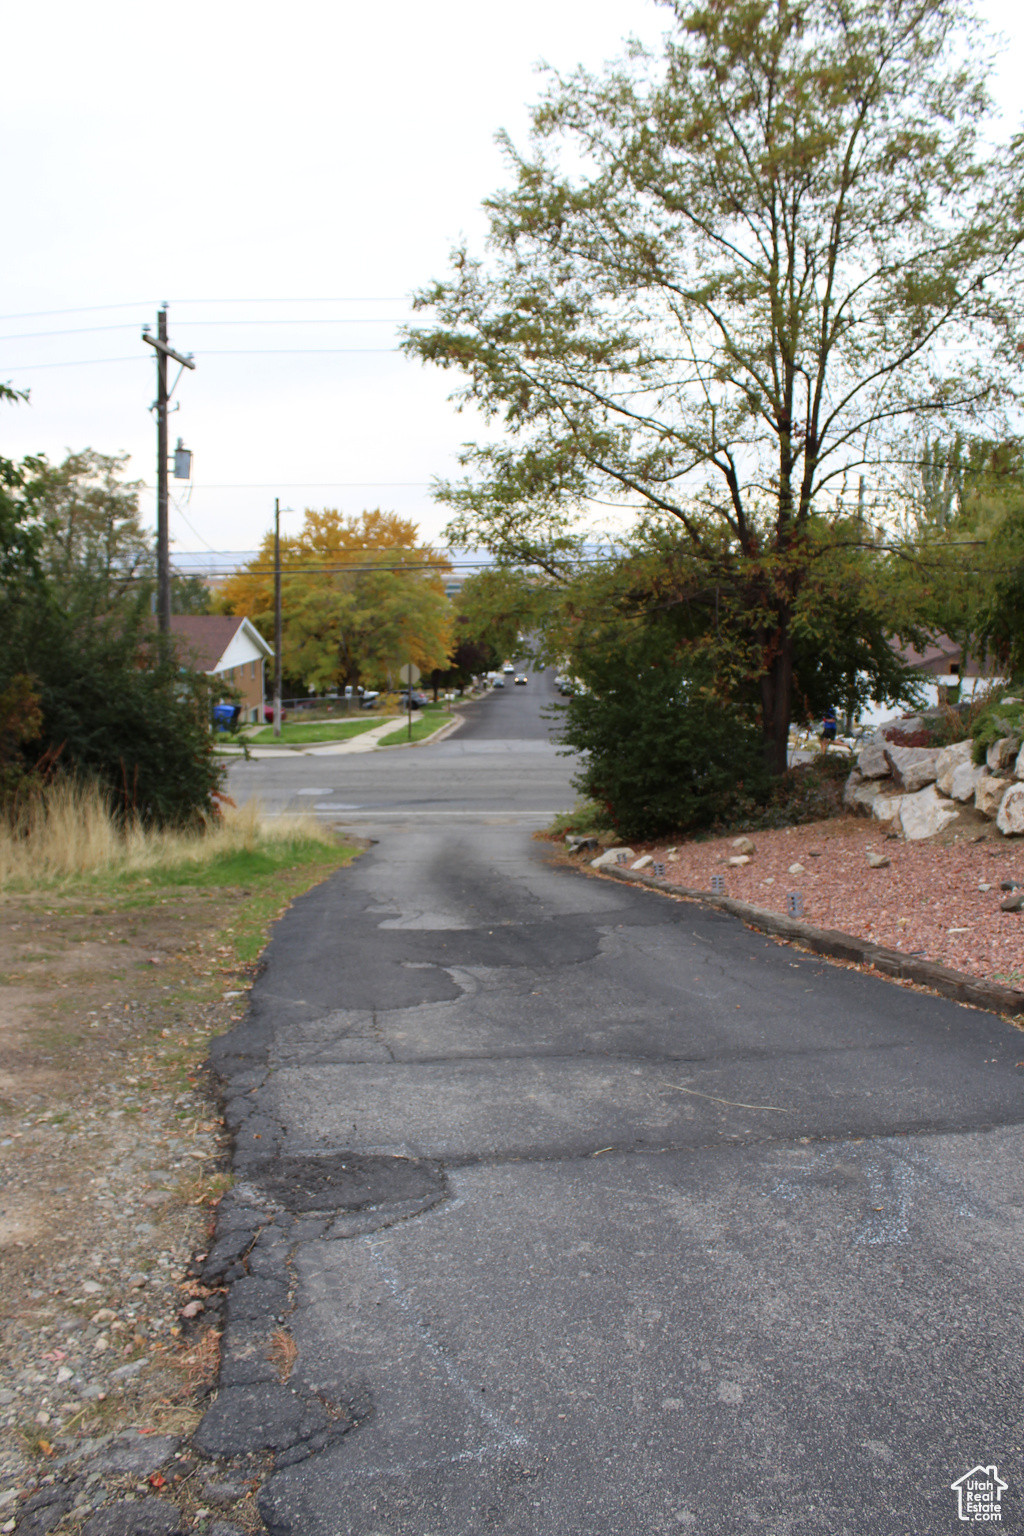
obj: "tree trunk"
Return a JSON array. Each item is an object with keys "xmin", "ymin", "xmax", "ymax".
[{"xmin": 759, "ymin": 626, "xmax": 794, "ymax": 776}]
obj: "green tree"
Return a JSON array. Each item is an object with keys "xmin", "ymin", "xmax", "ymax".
[
  {"xmin": 23, "ymin": 449, "xmax": 151, "ymax": 610},
  {"xmin": 406, "ymin": 0, "xmax": 1024, "ymax": 772},
  {"xmin": 220, "ymin": 509, "xmax": 453, "ymax": 691},
  {"xmin": 0, "ymin": 403, "xmax": 222, "ymax": 824},
  {"xmin": 454, "ymin": 566, "xmax": 545, "ymax": 670}
]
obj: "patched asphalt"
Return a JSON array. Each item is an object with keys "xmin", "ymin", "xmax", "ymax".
[{"xmin": 205, "ymin": 676, "xmax": 1024, "ymax": 1534}]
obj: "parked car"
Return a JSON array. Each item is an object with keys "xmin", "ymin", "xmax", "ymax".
[
  {"xmin": 491, "ymin": 676, "xmax": 506, "ymax": 688},
  {"xmin": 502, "ymin": 662, "xmax": 515, "ymax": 673},
  {"xmin": 359, "ymin": 690, "xmax": 380, "ymax": 709},
  {"xmin": 514, "ymin": 673, "xmax": 528, "ymax": 685},
  {"xmin": 398, "ymin": 689, "xmax": 429, "ymax": 709}
]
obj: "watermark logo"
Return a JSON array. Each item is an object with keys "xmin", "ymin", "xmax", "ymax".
[{"xmin": 950, "ymin": 1465, "xmax": 1008, "ymax": 1522}]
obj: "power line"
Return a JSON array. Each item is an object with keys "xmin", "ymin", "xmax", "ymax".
[
  {"xmin": 0, "ymin": 318, "xmax": 410, "ymax": 342},
  {"xmin": 4, "ymin": 349, "xmax": 401, "ymax": 370},
  {"xmin": 139, "ymin": 481, "xmax": 431, "ymax": 490},
  {"xmin": 0, "ymin": 296, "xmax": 407, "ymax": 322}
]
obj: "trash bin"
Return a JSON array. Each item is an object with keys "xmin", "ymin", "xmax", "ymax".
[{"xmin": 212, "ymin": 704, "xmax": 241, "ymax": 732}]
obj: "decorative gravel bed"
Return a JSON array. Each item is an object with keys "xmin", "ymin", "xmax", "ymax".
[{"xmin": 644, "ymin": 818, "xmax": 1024, "ymax": 990}]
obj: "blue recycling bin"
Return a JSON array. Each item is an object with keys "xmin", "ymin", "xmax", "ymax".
[{"xmin": 212, "ymin": 704, "xmax": 241, "ymax": 732}]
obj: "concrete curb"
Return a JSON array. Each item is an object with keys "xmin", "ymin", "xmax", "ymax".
[
  {"xmin": 597, "ymin": 864, "xmax": 1024, "ymax": 1020},
  {"xmin": 375, "ymin": 711, "xmax": 466, "ymax": 750}
]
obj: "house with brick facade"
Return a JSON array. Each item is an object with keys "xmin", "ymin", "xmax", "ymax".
[{"xmin": 169, "ymin": 616, "xmax": 272, "ymax": 723}]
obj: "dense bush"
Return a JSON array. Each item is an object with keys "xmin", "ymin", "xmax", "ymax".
[
  {"xmin": 968, "ymin": 692, "xmax": 1024, "ymax": 765},
  {"xmin": 559, "ymin": 668, "xmax": 771, "ymax": 839},
  {"xmin": 0, "ymin": 443, "xmax": 225, "ymax": 828},
  {"xmin": 0, "ymin": 602, "xmax": 224, "ymax": 827}
]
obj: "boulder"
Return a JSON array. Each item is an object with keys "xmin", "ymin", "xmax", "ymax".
[
  {"xmin": 856, "ymin": 743, "xmax": 892, "ymax": 779},
  {"xmin": 996, "ymin": 783, "xmax": 1024, "ymax": 837},
  {"xmin": 731, "ymin": 836, "xmax": 756, "ymax": 855},
  {"xmin": 871, "ymin": 792, "xmax": 905, "ymax": 822},
  {"xmin": 591, "ymin": 846, "xmax": 635, "ymax": 869},
  {"xmin": 895, "ymin": 783, "xmax": 960, "ymax": 841},
  {"xmin": 987, "ymin": 736, "xmax": 1021, "ymax": 772},
  {"xmin": 949, "ymin": 760, "xmax": 989, "ymax": 803},
  {"xmin": 728, "ymin": 854, "xmax": 751, "ymax": 867},
  {"xmin": 935, "ymin": 738, "xmax": 974, "ymax": 795},
  {"xmin": 631, "ymin": 854, "xmax": 654, "ymax": 870},
  {"xmin": 885, "ymin": 745, "xmax": 940, "ymax": 792},
  {"xmin": 870, "ymin": 715, "xmax": 925, "ymax": 741},
  {"xmin": 975, "ymin": 776, "xmax": 1011, "ymax": 818}
]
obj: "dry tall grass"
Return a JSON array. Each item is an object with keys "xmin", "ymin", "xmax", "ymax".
[{"xmin": 0, "ymin": 780, "xmax": 336, "ymax": 887}]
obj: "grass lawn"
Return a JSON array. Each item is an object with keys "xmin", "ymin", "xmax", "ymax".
[
  {"xmin": 248, "ymin": 717, "xmax": 385, "ymax": 745},
  {"xmin": 379, "ymin": 712, "xmax": 454, "ymax": 747}
]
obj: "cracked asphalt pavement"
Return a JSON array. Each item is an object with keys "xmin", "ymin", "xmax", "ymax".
[{"xmin": 209, "ymin": 676, "xmax": 1024, "ymax": 1534}]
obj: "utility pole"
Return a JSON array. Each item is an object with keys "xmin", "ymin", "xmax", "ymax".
[
  {"xmin": 273, "ymin": 498, "xmax": 283, "ymax": 739},
  {"xmin": 142, "ymin": 307, "xmax": 195, "ymax": 634}
]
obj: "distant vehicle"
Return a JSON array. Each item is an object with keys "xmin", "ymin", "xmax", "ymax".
[
  {"xmin": 491, "ymin": 676, "xmax": 506, "ymax": 688},
  {"xmin": 398, "ymin": 688, "xmax": 429, "ymax": 709},
  {"xmin": 514, "ymin": 673, "xmax": 528, "ymax": 685},
  {"xmin": 359, "ymin": 690, "xmax": 380, "ymax": 708},
  {"xmin": 502, "ymin": 662, "xmax": 515, "ymax": 673}
]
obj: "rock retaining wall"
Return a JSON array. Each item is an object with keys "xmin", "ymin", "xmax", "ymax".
[{"xmin": 844, "ymin": 732, "xmax": 1023, "ymax": 840}]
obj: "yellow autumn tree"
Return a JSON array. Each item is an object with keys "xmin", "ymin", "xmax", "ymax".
[{"xmin": 218, "ymin": 509, "xmax": 453, "ymax": 691}]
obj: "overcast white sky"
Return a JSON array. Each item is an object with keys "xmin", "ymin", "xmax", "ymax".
[{"xmin": 3, "ymin": 0, "xmax": 1022, "ymax": 560}]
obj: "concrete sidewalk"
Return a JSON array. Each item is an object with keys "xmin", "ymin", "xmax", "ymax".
[{"xmin": 217, "ymin": 713, "xmax": 459, "ymax": 760}]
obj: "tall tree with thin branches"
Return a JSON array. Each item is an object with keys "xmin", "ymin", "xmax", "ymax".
[{"xmin": 406, "ymin": 0, "xmax": 1024, "ymax": 769}]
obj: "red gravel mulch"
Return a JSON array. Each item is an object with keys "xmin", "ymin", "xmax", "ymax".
[{"xmin": 635, "ymin": 818, "xmax": 1024, "ymax": 991}]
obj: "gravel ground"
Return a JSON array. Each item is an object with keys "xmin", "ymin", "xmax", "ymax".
[
  {"xmin": 630, "ymin": 817, "xmax": 1024, "ymax": 990},
  {"xmin": 0, "ymin": 891, "xmax": 268, "ymax": 1535}
]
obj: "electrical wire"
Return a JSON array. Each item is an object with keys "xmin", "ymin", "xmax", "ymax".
[
  {"xmin": 139, "ymin": 482, "xmax": 431, "ymax": 490},
  {"xmin": 4, "ymin": 349, "xmax": 402, "ymax": 369},
  {"xmin": 0, "ymin": 318, "xmax": 411, "ymax": 343},
  {"xmin": 0, "ymin": 297, "xmax": 407, "ymax": 322}
]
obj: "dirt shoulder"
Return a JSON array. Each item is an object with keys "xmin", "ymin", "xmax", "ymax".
[{"xmin": 0, "ymin": 845, "xmax": 356, "ymax": 1534}]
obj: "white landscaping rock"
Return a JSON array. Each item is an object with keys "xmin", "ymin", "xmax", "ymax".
[
  {"xmin": 996, "ymin": 783, "xmax": 1024, "ymax": 836},
  {"xmin": 987, "ymin": 736, "xmax": 1021, "ymax": 772},
  {"xmin": 591, "ymin": 846, "xmax": 635, "ymax": 869},
  {"xmin": 866, "ymin": 850, "xmax": 891, "ymax": 868},
  {"xmin": 1017, "ymin": 744, "xmax": 1024, "ymax": 781},
  {"xmin": 949, "ymin": 760, "xmax": 989, "ymax": 803},
  {"xmin": 895, "ymin": 783, "xmax": 960, "ymax": 841},
  {"xmin": 856, "ymin": 744, "xmax": 891, "ymax": 779},
  {"xmin": 731, "ymin": 836, "xmax": 756, "ymax": 855},
  {"xmin": 631, "ymin": 855, "xmax": 654, "ymax": 870},
  {"xmin": 935, "ymin": 738, "xmax": 974, "ymax": 795},
  {"xmin": 728, "ymin": 855, "xmax": 751, "ymax": 867},
  {"xmin": 845, "ymin": 776, "xmax": 889, "ymax": 815},
  {"xmin": 975, "ymin": 776, "xmax": 1011, "ymax": 818},
  {"xmin": 886, "ymin": 745, "xmax": 940, "ymax": 792},
  {"xmin": 871, "ymin": 792, "xmax": 905, "ymax": 822},
  {"xmin": 788, "ymin": 862, "xmax": 806, "ymax": 875}
]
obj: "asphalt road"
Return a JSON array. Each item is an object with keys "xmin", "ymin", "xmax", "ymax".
[
  {"xmin": 210, "ymin": 671, "xmax": 1024, "ymax": 1535},
  {"xmin": 225, "ymin": 668, "xmax": 574, "ymax": 826}
]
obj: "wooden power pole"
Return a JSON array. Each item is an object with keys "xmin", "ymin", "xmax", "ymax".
[{"xmin": 143, "ymin": 307, "xmax": 195, "ymax": 634}]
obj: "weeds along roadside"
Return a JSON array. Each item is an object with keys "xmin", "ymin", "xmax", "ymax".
[{"xmin": 0, "ymin": 786, "xmax": 358, "ymax": 1515}]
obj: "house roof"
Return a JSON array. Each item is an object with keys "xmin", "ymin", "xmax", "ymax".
[
  {"xmin": 168, "ymin": 615, "xmax": 272, "ymax": 672},
  {"xmin": 891, "ymin": 634, "xmax": 992, "ymax": 678}
]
